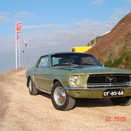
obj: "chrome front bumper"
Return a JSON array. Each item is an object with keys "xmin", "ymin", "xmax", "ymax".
[{"xmin": 64, "ymin": 86, "xmax": 131, "ymax": 98}]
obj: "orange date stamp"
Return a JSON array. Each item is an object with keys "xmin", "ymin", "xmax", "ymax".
[{"xmin": 105, "ymin": 116, "xmax": 126, "ymax": 121}]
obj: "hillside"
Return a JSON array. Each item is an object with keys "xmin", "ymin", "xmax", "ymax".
[{"xmin": 87, "ymin": 12, "xmax": 131, "ymax": 69}]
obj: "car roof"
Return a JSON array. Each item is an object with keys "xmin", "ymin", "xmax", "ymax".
[{"xmin": 41, "ymin": 52, "xmax": 91, "ymax": 57}]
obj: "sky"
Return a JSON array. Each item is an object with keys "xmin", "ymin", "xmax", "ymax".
[{"xmin": 0, "ymin": 0, "xmax": 131, "ymax": 72}]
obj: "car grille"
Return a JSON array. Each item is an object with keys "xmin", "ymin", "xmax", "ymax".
[{"xmin": 87, "ymin": 74, "xmax": 131, "ymax": 88}]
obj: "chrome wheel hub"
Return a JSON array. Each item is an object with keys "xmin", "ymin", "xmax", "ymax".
[{"xmin": 54, "ymin": 86, "xmax": 66, "ymax": 106}]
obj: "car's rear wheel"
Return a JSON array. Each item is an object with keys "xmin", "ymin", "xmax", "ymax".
[
  {"xmin": 51, "ymin": 81, "xmax": 76, "ymax": 111},
  {"xmin": 110, "ymin": 96, "xmax": 131, "ymax": 106},
  {"xmin": 28, "ymin": 78, "xmax": 38, "ymax": 95}
]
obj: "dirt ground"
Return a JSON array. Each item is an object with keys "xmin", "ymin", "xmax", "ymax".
[{"xmin": 0, "ymin": 68, "xmax": 131, "ymax": 131}]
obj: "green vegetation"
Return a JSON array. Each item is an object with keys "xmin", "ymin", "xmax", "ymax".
[
  {"xmin": 115, "ymin": 42, "xmax": 119, "ymax": 45},
  {"xmin": 104, "ymin": 51, "xmax": 131, "ymax": 69},
  {"xmin": 87, "ymin": 36, "xmax": 102, "ymax": 46},
  {"xmin": 104, "ymin": 57, "xmax": 122, "ymax": 68}
]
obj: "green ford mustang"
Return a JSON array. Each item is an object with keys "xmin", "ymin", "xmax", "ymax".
[{"xmin": 26, "ymin": 52, "xmax": 131, "ymax": 110}]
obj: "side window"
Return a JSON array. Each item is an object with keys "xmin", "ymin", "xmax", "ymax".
[
  {"xmin": 38, "ymin": 56, "xmax": 49, "ymax": 68},
  {"xmin": 81, "ymin": 57, "xmax": 95, "ymax": 65}
]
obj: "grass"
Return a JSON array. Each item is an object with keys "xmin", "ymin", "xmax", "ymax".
[{"xmin": 104, "ymin": 51, "xmax": 131, "ymax": 69}]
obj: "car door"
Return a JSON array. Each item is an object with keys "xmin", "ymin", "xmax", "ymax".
[{"xmin": 34, "ymin": 56, "xmax": 51, "ymax": 91}]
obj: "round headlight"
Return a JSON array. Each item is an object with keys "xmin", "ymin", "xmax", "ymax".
[{"xmin": 69, "ymin": 75, "xmax": 79, "ymax": 87}]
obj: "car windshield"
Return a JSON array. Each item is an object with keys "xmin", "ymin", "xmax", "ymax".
[{"xmin": 51, "ymin": 53, "xmax": 102, "ymax": 67}]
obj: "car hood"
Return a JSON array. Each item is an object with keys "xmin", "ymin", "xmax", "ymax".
[{"xmin": 56, "ymin": 65, "xmax": 131, "ymax": 75}]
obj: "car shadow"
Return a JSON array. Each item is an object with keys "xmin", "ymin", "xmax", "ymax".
[
  {"xmin": 39, "ymin": 92, "xmax": 51, "ymax": 99},
  {"xmin": 39, "ymin": 92, "xmax": 114, "ymax": 108},
  {"xmin": 75, "ymin": 98, "xmax": 114, "ymax": 108}
]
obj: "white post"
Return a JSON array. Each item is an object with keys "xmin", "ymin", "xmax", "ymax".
[
  {"xmin": 18, "ymin": 39, "xmax": 21, "ymax": 68},
  {"xmin": 94, "ymin": 30, "xmax": 96, "ymax": 45},
  {"xmin": 15, "ymin": 24, "xmax": 18, "ymax": 69},
  {"xmin": 15, "ymin": 22, "xmax": 22, "ymax": 69}
]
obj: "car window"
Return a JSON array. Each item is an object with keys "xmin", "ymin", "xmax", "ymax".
[
  {"xmin": 38, "ymin": 56, "xmax": 49, "ymax": 68},
  {"xmin": 51, "ymin": 53, "xmax": 102, "ymax": 66},
  {"xmin": 52, "ymin": 57, "xmax": 74, "ymax": 66},
  {"xmin": 81, "ymin": 57, "xmax": 96, "ymax": 65}
]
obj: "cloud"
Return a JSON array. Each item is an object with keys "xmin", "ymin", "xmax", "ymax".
[
  {"xmin": 0, "ymin": 35, "xmax": 15, "ymax": 52},
  {"xmin": 0, "ymin": 12, "xmax": 119, "ymax": 71},
  {"xmin": 21, "ymin": 20, "xmax": 112, "ymax": 53},
  {"xmin": 17, "ymin": 11, "xmax": 36, "ymax": 16},
  {"xmin": 124, "ymin": 0, "xmax": 131, "ymax": 2},
  {"xmin": 74, "ymin": 19, "xmax": 111, "ymax": 34},
  {"xmin": 41, "ymin": 24, "xmax": 67, "ymax": 29},
  {"xmin": 22, "ymin": 24, "xmax": 67, "ymax": 30},
  {"xmin": 14, "ymin": 11, "xmax": 37, "ymax": 20},
  {"xmin": 0, "ymin": 12, "xmax": 11, "ymax": 22},
  {"xmin": 91, "ymin": 0, "xmax": 105, "ymax": 4},
  {"xmin": 0, "ymin": 11, "xmax": 37, "ymax": 24},
  {"xmin": 110, "ymin": 7, "xmax": 130, "ymax": 23}
]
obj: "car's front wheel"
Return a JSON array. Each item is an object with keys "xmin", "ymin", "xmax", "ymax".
[
  {"xmin": 28, "ymin": 78, "xmax": 38, "ymax": 95},
  {"xmin": 110, "ymin": 96, "xmax": 131, "ymax": 106},
  {"xmin": 51, "ymin": 81, "xmax": 76, "ymax": 111}
]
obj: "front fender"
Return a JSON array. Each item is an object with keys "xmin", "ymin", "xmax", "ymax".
[{"xmin": 53, "ymin": 75, "xmax": 68, "ymax": 88}]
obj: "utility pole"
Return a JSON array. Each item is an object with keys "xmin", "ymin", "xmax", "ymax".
[{"xmin": 94, "ymin": 30, "xmax": 96, "ymax": 45}]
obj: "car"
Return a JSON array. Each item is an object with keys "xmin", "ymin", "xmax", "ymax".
[{"xmin": 26, "ymin": 52, "xmax": 131, "ymax": 110}]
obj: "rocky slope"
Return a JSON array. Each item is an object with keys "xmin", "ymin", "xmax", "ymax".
[{"xmin": 87, "ymin": 12, "xmax": 131, "ymax": 69}]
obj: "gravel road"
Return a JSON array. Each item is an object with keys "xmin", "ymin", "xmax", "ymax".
[{"xmin": 0, "ymin": 68, "xmax": 131, "ymax": 131}]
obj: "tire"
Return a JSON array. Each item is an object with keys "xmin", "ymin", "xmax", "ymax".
[
  {"xmin": 110, "ymin": 96, "xmax": 131, "ymax": 106},
  {"xmin": 28, "ymin": 78, "xmax": 38, "ymax": 95},
  {"xmin": 51, "ymin": 81, "xmax": 76, "ymax": 111}
]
